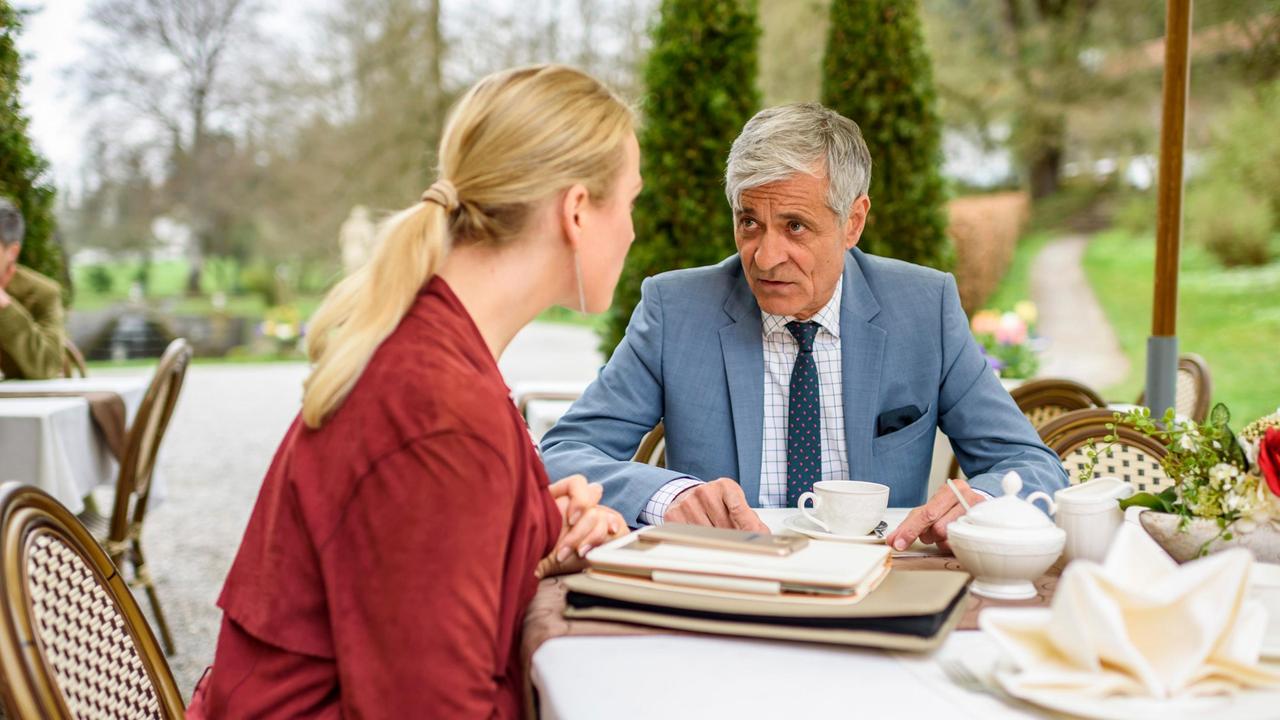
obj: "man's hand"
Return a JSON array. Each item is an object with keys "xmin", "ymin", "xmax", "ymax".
[
  {"xmin": 0, "ymin": 259, "xmax": 15, "ymax": 291},
  {"xmin": 0, "ymin": 288, "xmax": 9, "ymax": 309},
  {"xmin": 885, "ymin": 478, "xmax": 986, "ymax": 553},
  {"xmin": 664, "ymin": 478, "xmax": 769, "ymax": 533}
]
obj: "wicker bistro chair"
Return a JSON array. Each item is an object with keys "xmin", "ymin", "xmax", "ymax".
[
  {"xmin": 948, "ymin": 377, "xmax": 1108, "ymax": 480},
  {"xmin": 82, "ymin": 339, "xmax": 193, "ymax": 655},
  {"xmin": 62, "ymin": 339, "xmax": 88, "ymax": 379},
  {"xmin": 633, "ymin": 422, "xmax": 666, "ymax": 467},
  {"xmin": 514, "ymin": 390, "xmax": 583, "ymax": 422},
  {"xmin": 1136, "ymin": 353, "xmax": 1213, "ymax": 423},
  {"xmin": 0, "ymin": 482, "xmax": 185, "ymax": 719},
  {"xmin": 1037, "ymin": 408, "xmax": 1173, "ymax": 494}
]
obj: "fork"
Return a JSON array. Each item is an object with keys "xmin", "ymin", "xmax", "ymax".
[{"xmin": 938, "ymin": 657, "xmax": 998, "ymax": 696}]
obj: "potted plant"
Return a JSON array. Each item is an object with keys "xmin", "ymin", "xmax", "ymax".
[{"xmin": 1082, "ymin": 405, "xmax": 1280, "ymax": 562}]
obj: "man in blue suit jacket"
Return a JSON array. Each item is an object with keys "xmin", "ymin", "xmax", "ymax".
[{"xmin": 542, "ymin": 103, "xmax": 1067, "ymax": 552}]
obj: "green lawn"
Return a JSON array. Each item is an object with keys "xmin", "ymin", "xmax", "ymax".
[
  {"xmin": 1083, "ymin": 229, "xmax": 1280, "ymax": 424},
  {"xmin": 984, "ymin": 230, "xmax": 1052, "ymax": 312}
]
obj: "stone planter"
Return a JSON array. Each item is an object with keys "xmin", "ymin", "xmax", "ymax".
[{"xmin": 1138, "ymin": 510, "xmax": 1280, "ymax": 563}]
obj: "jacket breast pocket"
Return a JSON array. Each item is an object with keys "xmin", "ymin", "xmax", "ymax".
[{"xmin": 871, "ymin": 403, "xmax": 935, "ymax": 456}]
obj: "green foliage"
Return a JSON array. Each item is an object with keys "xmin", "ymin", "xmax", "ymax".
[
  {"xmin": 821, "ymin": 0, "xmax": 950, "ymax": 270},
  {"xmin": 84, "ymin": 265, "xmax": 114, "ymax": 294},
  {"xmin": 601, "ymin": 0, "xmax": 761, "ymax": 355},
  {"xmin": 0, "ymin": 2, "xmax": 64, "ymax": 299},
  {"xmin": 1203, "ymin": 82, "xmax": 1280, "ymax": 223},
  {"xmin": 240, "ymin": 263, "xmax": 280, "ymax": 307},
  {"xmin": 1183, "ymin": 82, "xmax": 1280, "ymax": 268},
  {"xmin": 1187, "ymin": 179, "xmax": 1275, "ymax": 267}
]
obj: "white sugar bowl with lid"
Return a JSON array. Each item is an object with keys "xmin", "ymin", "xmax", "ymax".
[{"xmin": 947, "ymin": 472, "xmax": 1065, "ymax": 600}]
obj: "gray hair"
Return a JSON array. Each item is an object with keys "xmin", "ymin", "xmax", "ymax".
[
  {"xmin": 725, "ymin": 103, "xmax": 872, "ymax": 221},
  {"xmin": 0, "ymin": 198, "xmax": 24, "ymax": 247}
]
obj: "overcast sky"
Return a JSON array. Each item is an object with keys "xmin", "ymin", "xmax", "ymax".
[
  {"xmin": 15, "ymin": 1, "xmax": 88, "ymax": 188},
  {"xmin": 15, "ymin": 0, "xmax": 315, "ymax": 192}
]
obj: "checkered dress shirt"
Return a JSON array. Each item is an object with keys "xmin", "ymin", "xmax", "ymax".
[{"xmin": 639, "ymin": 278, "xmax": 849, "ymax": 524}]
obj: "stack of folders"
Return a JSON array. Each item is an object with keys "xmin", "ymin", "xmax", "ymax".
[{"xmin": 566, "ymin": 525, "xmax": 970, "ymax": 652}]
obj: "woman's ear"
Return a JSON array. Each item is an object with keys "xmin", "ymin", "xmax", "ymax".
[{"xmin": 559, "ymin": 183, "xmax": 590, "ymax": 251}]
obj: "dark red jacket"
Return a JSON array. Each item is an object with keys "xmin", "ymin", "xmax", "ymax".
[{"xmin": 188, "ymin": 277, "xmax": 560, "ymax": 719}]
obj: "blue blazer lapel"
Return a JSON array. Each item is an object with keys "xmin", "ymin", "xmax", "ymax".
[
  {"xmin": 719, "ymin": 274, "xmax": 764, "ymax": 505},
  {"xmin": 840, "ymin": 250, "xmax": 885, "ymax": 482}
]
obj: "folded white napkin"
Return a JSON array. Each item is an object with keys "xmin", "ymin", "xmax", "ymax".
[{"xmin": 980, "ymin": 523, "xmax": 1280, "ymax": 699}]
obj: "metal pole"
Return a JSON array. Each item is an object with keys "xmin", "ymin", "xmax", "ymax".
[{"xmin": 1146, "ymin": 0, "xmax": 1193, "ymax": 418}]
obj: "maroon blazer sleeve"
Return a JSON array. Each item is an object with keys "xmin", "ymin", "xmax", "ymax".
[{"xmin": 320, "ymin": 432, "xmax": 533, "ymax": 718}]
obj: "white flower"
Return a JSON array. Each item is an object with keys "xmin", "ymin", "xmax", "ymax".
[
  {"xmin": 1178, "ymin": 428, "xmax": 1201, "ymax": 452},
  {"xmin": 1209, "ymin": 463, "xmax": 1240, "ymax": 485}
]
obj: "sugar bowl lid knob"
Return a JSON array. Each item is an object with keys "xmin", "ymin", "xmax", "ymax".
[
  {"xmin": 1001, "ymin": 471, "xmax": 1024, "ymax": 497},
  {"xmin": 966, "ymin": 471, "xmax": 1056, "ymax": 530}
]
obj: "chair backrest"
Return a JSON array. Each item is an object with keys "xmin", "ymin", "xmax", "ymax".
[
  {"xmin": 514, "ymin": 390, "xmax": 583, "ymax": 422},
  {"xmin": 948, "ymin": 377, "xmax": 1107, "ymax": 480},
  {"xmin": 62, "ymin": 338, "xmax": 88, "ymax": 379},
  {"xmin": 1009, "ymin": 377, "xmax": 1107, "ymax": 429},
  {"xmin": 1037, "ymin": 408, "xmax": 1173, "ymax": 494},
  {"xmin": 1136, "ymin": 353, "xmax": 1212, "ymax": 422},
  {"xmin": 108, "ymin": 339, "xmax": 193, "ymax": 547},
  {"xmin": 633, "ymin": 423, "xmax": 666, "ymax": 468},
  {"xmin": 0, "ymin": 483, "xmax": 185, "ymax": 718}
]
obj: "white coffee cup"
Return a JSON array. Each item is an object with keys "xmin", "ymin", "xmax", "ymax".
[{"xmin": 797, "ymin": 480, "xmax": 890, "ymax": 536}]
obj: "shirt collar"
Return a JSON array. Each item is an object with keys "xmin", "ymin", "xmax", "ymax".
[{"xmin": 761, "ymin": 275, "xmax": 843, "ymax": 340}]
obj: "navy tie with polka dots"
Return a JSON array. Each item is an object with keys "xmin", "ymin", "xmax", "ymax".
[{"xmin": 785, "ymin": 321, "xmax": 821, "ymax": 508}]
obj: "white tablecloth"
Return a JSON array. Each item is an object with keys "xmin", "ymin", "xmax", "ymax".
[
  {"xmin": 530, "ymin": 507, "xmax": 1019, "ymax": 718},
  {"xmin": 0, "ymin": 375, "xmax": 153, "ymax": 513},
  {"xmin": 533, "ymin": 632, "xmax": 1038, "ymax": 719}
]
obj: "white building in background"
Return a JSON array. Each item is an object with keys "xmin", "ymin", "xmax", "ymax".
[{"xmin": 942, "ymin": 127, "xmax": 1016, "ymax": 189}]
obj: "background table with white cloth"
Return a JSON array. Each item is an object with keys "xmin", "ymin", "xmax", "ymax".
[{"xmin": 0, "ymin": 375, "xmax": 155, "ymax": 513}]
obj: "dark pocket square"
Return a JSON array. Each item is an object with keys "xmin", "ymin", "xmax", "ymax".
[{"xmin": 876, "ymin": 405, "xmax": 924, "ymax": 436}]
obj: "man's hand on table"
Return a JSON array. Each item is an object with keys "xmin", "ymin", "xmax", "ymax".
[
  {"xmin": 664, "ymin": 478, "xmax": 769, "ymax": 533},
  {"xmin": 885, "ymin": 478, "xmax": 986, "ymax": 554},
  {"xmin": 537, "ymin": 475, "xmax": 627, "ymax": 579}
]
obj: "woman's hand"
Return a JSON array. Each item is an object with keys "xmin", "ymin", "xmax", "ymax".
[
  {"xmin": 547, "ymin": 474, "xmax": 603, "ymax": 526},
  {"xmin": 536, "ymin": 495, "xmax": 628, "ymax": 579}
]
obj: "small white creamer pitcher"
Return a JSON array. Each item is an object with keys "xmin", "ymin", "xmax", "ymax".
[{"xmin": 1032, "ymin": 477, "xmax": 1135, "ymax": 563}]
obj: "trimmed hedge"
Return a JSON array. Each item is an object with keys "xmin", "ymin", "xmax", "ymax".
[
  {"xmin": 601, "ymin": 0, "xmax": 760, "ymax": 356},
  {"xmin": 821, "ymin": 0, "xmax": 950, "ymax": 270},
  {"xmin": 0, "ymin": 1, "xmax": 64, "ymax": 298}
]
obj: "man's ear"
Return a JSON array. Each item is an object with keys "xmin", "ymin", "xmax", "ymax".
[
  {"xmin": 844, "ymin": 195, "xmax": 871, "ymax": 250},
  {"xmin": 559, "ymin": 184, "xmax": 590, "ymax": 251}
]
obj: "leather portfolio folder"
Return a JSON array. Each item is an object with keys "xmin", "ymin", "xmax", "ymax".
[{"xmin": 563, "ymin": 569, "xmax": 971, "ymax": 652}]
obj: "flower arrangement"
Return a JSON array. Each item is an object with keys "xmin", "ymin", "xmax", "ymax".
[
  {"xmin": 971, "ymin": 301, "xmax": 1041, "ymax": 379},
  {"xmin": 1083, "ymin": 404, "xmax": 1280, "ymax": 554},
  {"xmin": 258, "ymin": 304, "xmax": 306, "ymax": 355}
]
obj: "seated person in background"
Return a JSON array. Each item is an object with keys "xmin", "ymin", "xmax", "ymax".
[
  {"xmin": 0, "ymin": 197, "xmax": 66, "ymax": 380},
  {"xmin": 541, "ymin": 102, "xmax": 1068, "ymax": 553}
]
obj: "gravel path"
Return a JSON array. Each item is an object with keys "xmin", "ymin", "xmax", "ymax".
[
  {"xmin": 1030, "ymin": 234, "xmax": 1130, "ymax": 390},
  {"xmin": 118, "ymin": 320, "xmax": 603, "ymax": 697}
]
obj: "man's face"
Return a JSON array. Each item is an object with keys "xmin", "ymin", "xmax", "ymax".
[
  {"xmin": 0, "ymin": 243, "xmax": 19, "ymax": 286},
  {"xmin": 734, "ymin": 172, "xmax": 869, "ymax": 319}
]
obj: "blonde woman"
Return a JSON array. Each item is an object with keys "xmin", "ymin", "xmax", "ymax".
[{"xmin": 187, "ymin": 65, "xmax": 640, "ymax": 719}]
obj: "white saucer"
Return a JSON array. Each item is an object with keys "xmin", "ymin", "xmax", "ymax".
[{"xmin": 782, "ymin": 514, "xmax": 887, "ymax": 544}]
